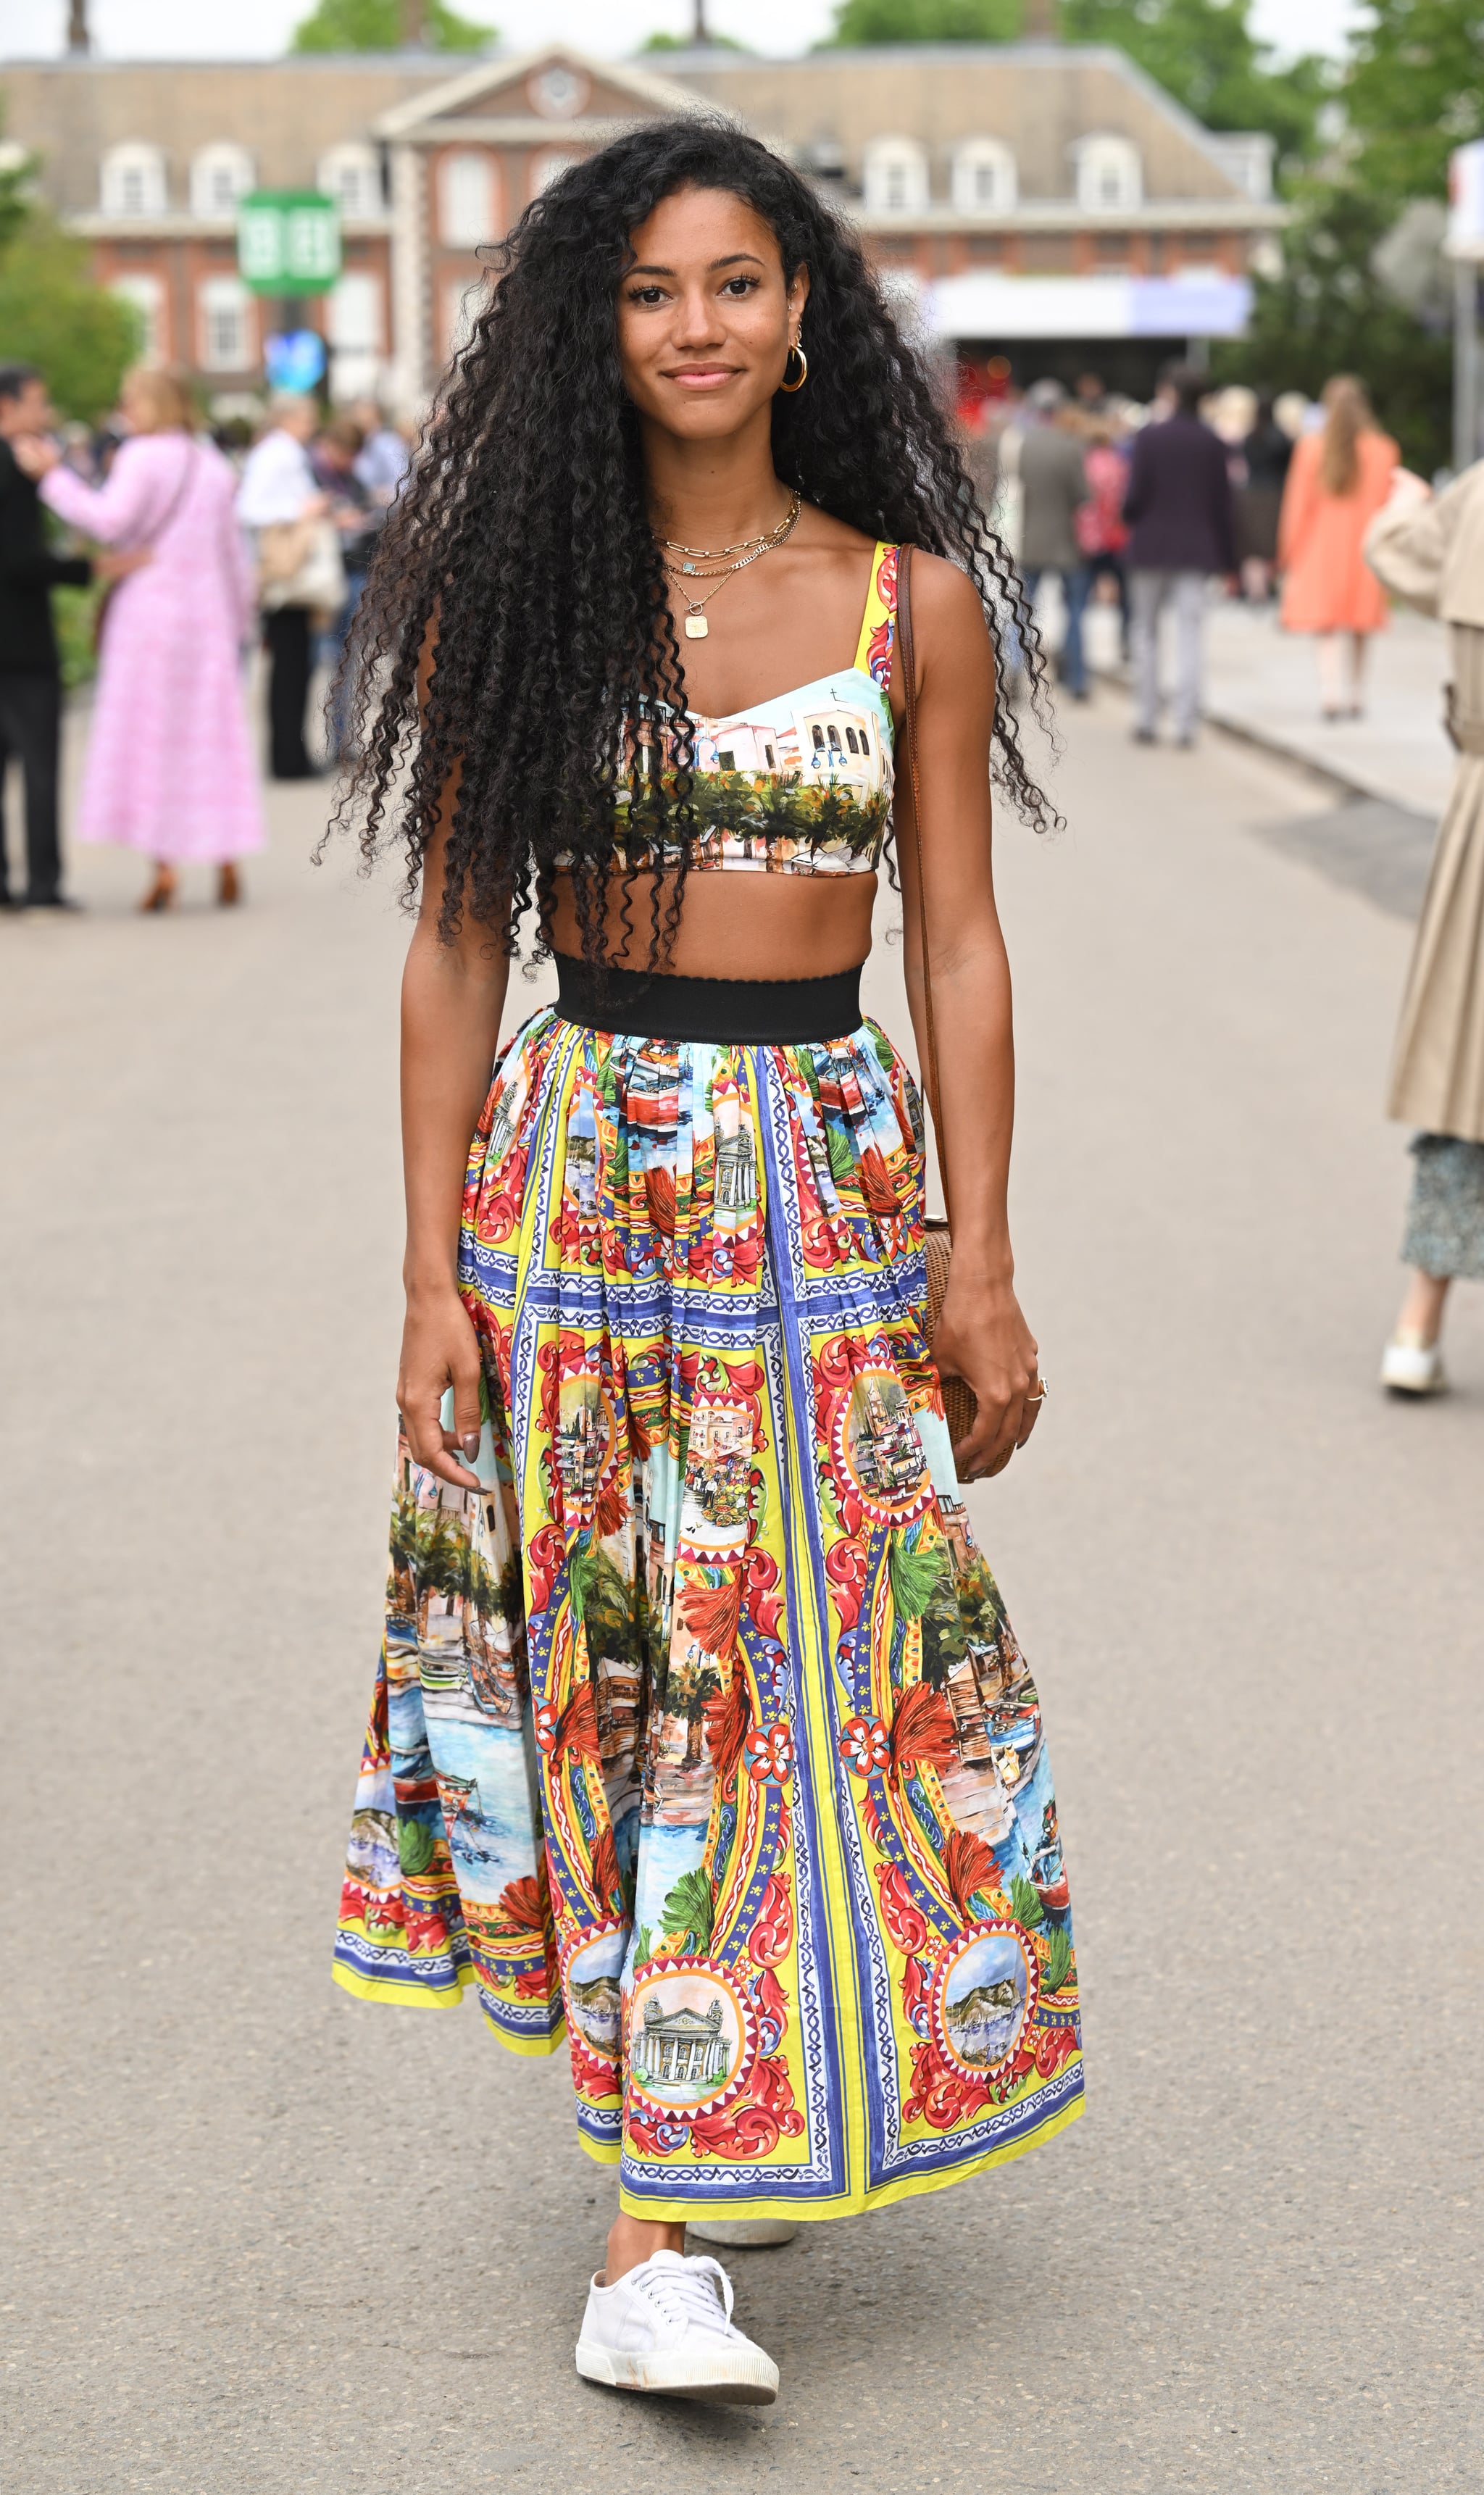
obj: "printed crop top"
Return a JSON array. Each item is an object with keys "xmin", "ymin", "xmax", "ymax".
[{"xmin": 614, "ymin": 540, "xmax": 899, "ymax": 878}]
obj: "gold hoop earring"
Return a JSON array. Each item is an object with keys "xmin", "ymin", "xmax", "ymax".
[{"xmin": 780, "ymin": 338, "xmax": 809, "ymax": 393}]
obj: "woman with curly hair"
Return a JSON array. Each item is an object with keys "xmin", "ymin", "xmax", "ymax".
[{"xmin": 331, "ymin": 120, "xmax": 1083, "ymax": 2404}]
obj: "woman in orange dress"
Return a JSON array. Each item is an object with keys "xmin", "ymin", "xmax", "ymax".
[{"xmin": 1278, "ymin": 375, "xmax": 1398, "ymax": 719}]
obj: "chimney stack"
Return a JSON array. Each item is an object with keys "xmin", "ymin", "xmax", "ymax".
[{"xmin": 67, "ymin": 0, "xmax": 91, "ymax": 53}]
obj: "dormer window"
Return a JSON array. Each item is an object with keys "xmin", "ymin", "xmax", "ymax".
[
  {"xmin": 951, "ymin": 139, "xmax": 1017, "ymax": 216},
  {"xmin": 318, "ymin": 143, "xmax": 383, "ymax": 220},
  {"xmin": 101, "ymin": 143, "xmax": 167, "ymax": 219},
  {"xmin": 863, "ymin": 138, "xmax": 929, "ymax": 217},
  {"xmin": 1074, "ymin": 134, "xmax": 1143, "ymax": 212},
  {"xmin": 190, "ymin": 143, "xmax": 254, "ymax": 219}
]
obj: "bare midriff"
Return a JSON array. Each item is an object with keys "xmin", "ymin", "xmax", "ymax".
[{"xmin": 549, "ymin": 867, "xmax": 877, "ymax": 982}]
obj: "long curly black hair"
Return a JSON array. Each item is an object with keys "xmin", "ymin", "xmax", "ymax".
[{"xmin": 336, "ymin": 117, "xmax": 1056, "ymax": 964}]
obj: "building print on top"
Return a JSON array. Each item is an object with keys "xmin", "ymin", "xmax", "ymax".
[
  {"xmin": 4, "ymin": 35, "xmax": 1281, "ymax": 411},
  {"xmin": 694, "ymin": 691, "xmax": 885, "ymax": 799},
  {"xmin": 618, "ymin": 669, "xmax": 896, "ymax": 878}
]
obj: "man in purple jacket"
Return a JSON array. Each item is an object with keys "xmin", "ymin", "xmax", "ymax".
[{"xmin": 1122, "ymin": 364, "xmax": 1237, "ymax": 746}]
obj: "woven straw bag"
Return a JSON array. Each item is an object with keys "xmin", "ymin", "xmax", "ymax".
[{"xmin": 897, "ymin": 545, "xmax": 978, "ymax": 1451}]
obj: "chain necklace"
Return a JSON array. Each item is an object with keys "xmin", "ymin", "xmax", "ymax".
[
  {"xmin": 660, "ymin": 499, "xmax": 798, "ymax": 564},
  {"xmin": 662, "ymin": 493, "xmax": 801, "ymax": 640}
]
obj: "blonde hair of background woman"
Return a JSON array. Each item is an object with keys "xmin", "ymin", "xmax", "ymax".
[
  {"xmin": 1319, "ymin": 373, "xmax": 1375, "ymax": 497},
  {"xmin": 123, "ymin": 365, "xmax": 195, "ymax": 433}
]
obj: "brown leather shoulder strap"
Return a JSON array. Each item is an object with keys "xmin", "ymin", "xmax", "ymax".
[{"xmin": 896, "ymin": 543, "xmax": 952, "ymax": 1229}]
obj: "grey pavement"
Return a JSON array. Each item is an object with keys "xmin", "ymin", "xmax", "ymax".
[
  {"xmin": 1197, "ymin": 598, "xmax": 1454, "ymax": 817},
  {"xmin": 1073, "ymin": 587, "xmax": 1454, "ymax": 817},
  {"xmin": 2, "ymin": 696, "xmax": 1480, "ymax": 2492}
]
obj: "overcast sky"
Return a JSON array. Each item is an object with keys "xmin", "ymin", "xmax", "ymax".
[{"xmin": 2, "ymin": 0, "xmax": 1367, "ymax": 69}]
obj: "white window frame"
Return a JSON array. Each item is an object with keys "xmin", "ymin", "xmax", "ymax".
[
  {"xmin": 198, "ymin": 275, "xmax": 254, "ymax": 374},
  {"xmin": 317, "ymin": 143, "xmax": 383, "ymax": 221},
  {"xmin": 327, "ymin": 270, "xmax": 383, "ymax": 357},
  {"xmin": 109, "ymin": 274, "xmax": 166, "ymax": 365},
  {"xmin": 101, "ymin": 143, "xmax": 167, "ymax": 220},
  {"xmin": 1074, "ymin": 134, "xmax": 1143, "ymax": 213},
  {"xmin": 190, "ymin": 143, "xmax": 255, "ymax": 220},
  {"xmin": 438, "ymin": 150, "xmax": 496, "ymax": 249},
  {"xmin": 951, "ymin": 139, "xmax": 1017, "ymax": 216},
  {"xmin": 862, "ymin": 138, "xmax": 929, "ymax": 218}
]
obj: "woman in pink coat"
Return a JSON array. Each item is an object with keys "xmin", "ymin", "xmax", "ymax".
[
  {"xmin": 1278, "ymin": 375, "xmax": 1398, "ymax": 721},
  {"xmin": 18, "ymin": 367, "xmax": 264, "ymax": 910}
]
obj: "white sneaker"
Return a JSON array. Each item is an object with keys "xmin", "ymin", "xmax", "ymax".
[
  {"xmin": 575, "ymin": 2250, "xmax": 779, "ymax": 2404},
  {"xmin": 1380, "ymin": 1338, "xmax": 1446, "ymax": 1395},
  {"xmin": 688, "ymin": 2217, "xmax": 800, "ymax": 2249}
]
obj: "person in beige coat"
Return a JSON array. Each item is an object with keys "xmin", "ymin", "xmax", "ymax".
[{"xmin": 1365, "ymin": 460, "xmax": 1484, "ymax": 1391}]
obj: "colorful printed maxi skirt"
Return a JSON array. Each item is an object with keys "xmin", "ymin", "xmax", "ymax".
[{"xmin": 333, "ymin": 1006, "xmax": 1084, "ymax": 2220}]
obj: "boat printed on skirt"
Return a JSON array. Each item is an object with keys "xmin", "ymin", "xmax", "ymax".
[{"xmin": 333, "ymin": 1006, "xmax": 1084, "ymax": 2218}]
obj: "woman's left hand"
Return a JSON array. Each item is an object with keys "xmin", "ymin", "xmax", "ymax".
[
  {"xmin": 930, "ymin": 1267, "xmax": 1044, "ymax": 1482},
  {"xmin": 93, "ymin": 547, "xmax": 154, "ymax": 582}
]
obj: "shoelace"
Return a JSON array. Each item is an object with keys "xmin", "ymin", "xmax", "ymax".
[{"xmin": 630, "ymin": 2253, "xmax": 737, "ymax": 2338}]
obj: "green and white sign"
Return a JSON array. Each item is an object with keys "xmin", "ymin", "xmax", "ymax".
[{"xmin": 236, "ymin": 191, "xmax": 341, "ymax": 296}]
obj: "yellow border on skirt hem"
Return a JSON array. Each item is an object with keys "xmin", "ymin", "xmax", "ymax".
[
  {"xmin": 612, "ymin": 2086, "xmax": 1084, "ymax": 2225},
  {"xmin": 330, "ymin": 1959, "xmax": 567, "ymax": 2056}
]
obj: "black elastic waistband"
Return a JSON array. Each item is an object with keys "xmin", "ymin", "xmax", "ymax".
[{"xmin": 554, "ymin": 953, "xmax": 864, "ymax": 1045}]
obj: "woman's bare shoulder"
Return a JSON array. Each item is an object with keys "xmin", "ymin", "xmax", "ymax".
[{"xmin": 907, "ymin": 549, "xmax": 993, "ymax": 642}]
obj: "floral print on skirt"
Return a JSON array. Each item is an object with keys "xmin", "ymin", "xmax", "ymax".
[{"xmin": 333, "ymin": 1007, "xmax": 1084, "ymax": 2220}]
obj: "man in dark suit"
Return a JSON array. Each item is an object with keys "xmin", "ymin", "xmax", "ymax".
[
  {"xmin": 1122, "ymin": 363, "xmax": 1237, "ymax": 748},
  {"xmin": 0, "ymin": 363, "xmax": 94, "ymax": 909}
]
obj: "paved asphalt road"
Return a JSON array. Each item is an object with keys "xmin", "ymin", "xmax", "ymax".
[{"xmin": 3, "ymin": 697, "xmax": 1479, "ymax": 2494}]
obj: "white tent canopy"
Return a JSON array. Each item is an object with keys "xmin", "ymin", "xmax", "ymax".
[{"xmin": 925, "ymin": 271, "xmax": 1253, "ymax": 341}]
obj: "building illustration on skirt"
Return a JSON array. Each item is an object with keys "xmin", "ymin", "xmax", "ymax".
[
  {"xmin": 714, "ymin": 1115, "xmax": 756, "ymax": 1214},
  {"xmin": 630, "ymin": 1992, "xmax": 731, "ymax": 2094}
]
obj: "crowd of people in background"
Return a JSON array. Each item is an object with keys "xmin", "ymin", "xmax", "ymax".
[
  {"xmin": 956, "ymin": 349, "xmax": 1484, "ymax": 1395},
  {"xmin": 0, "ymin": 365, "xmax": 412, "ymax": 911},
  {"xmin": 955, "ymin": 358, "xmax": 1410, "ymax": 738}
]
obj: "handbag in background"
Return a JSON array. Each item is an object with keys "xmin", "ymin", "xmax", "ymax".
[{"xmin": 257, "ymin": 515, "xmax": 346, "ymax": 622}]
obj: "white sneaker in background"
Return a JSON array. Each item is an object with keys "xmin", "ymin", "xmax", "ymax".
[
  {"xmin": 688, "ymin": 2217, "xmax": 800, "ymax": 2249},
  {"xmin": 1380, "ymin": 1337, "xmax": 1447, "ymax": 1395},
  {"xmin": 575, "ymin": 2250, "xmax": 779, "ymax": 2404}
]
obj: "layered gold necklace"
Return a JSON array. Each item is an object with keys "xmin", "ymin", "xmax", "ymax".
[{"xmin": 659, "ymin": 492, "xmax": 801, "ymax": 640}]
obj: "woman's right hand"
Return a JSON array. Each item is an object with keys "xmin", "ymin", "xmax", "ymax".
[
  {"xmin": 10, "ymin": 433, "xmax": 60, "ymax": 479},
  {"xmin": 397, "ymin": 1283, "xmax": 485, "ymax": 1492}
]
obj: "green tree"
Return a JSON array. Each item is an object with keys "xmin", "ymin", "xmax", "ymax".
[
  {"xmin": 291, "ymin": 0, "xmax": 496, "ymax": 49},
  {"xmin": 1210, "ymin": 180, "xmax": 1454, "ymax": 475},
  {"xmin": 1060, "ymin": 0, "xmax": 1327, "ymax": 168},
  {"xmin": 0, "ymin": 209, "xmax": 137, "ymax": 422},
  {"xmin": 0, "ymin": 133, "xmax": 32, "ymax": 253},
  {"xmin": 827, "ymin": 0, "xmax": 1019, "ymax": 44},
  {"xmin": 1343, "ymin": 0, "xmax": 1484, "ymax": 207},
  {"xmin": 826, "ymin": 0, "xmax": 1327, "ymax": 172},
  {"xmin": 641, "ymin": 28, "xmax": 750, "ymax": 46}
]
